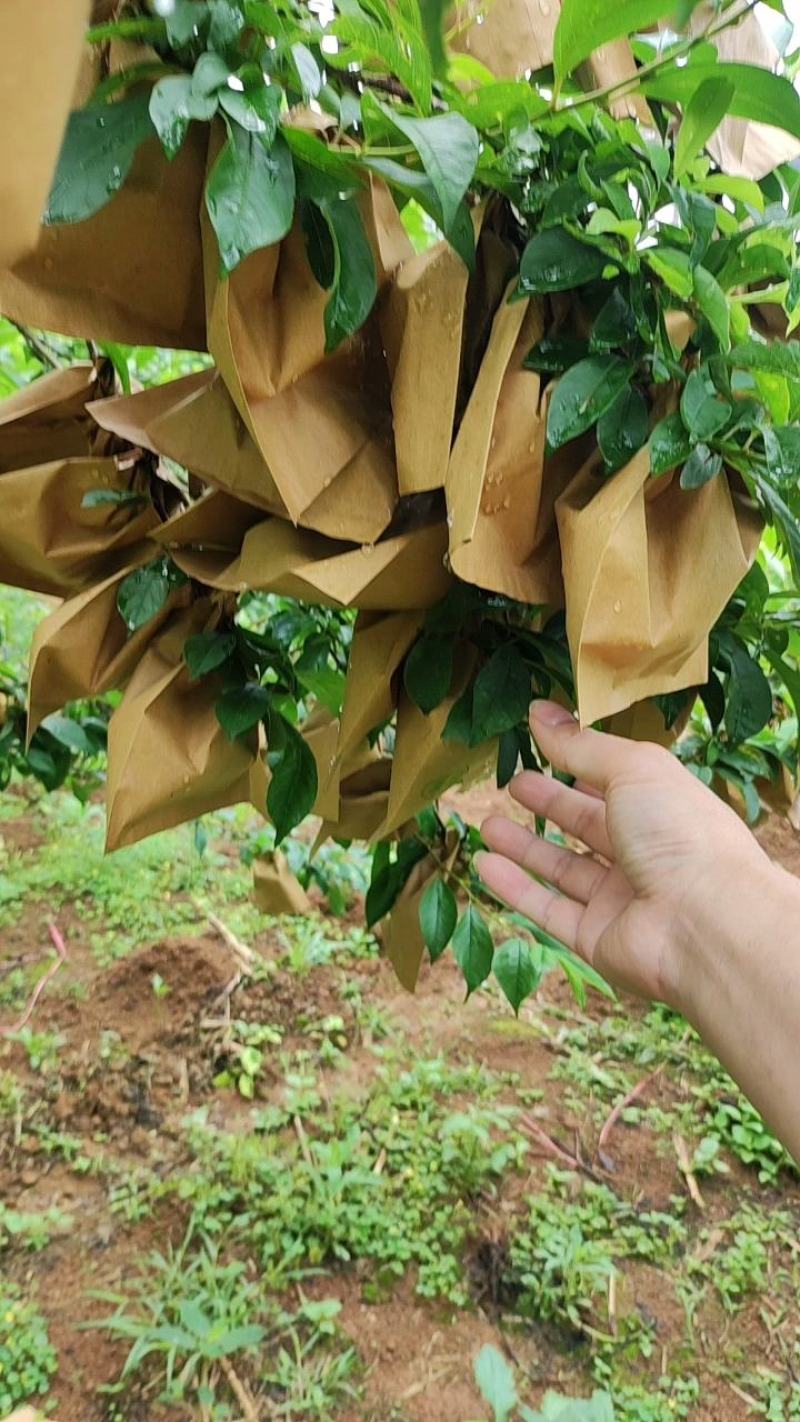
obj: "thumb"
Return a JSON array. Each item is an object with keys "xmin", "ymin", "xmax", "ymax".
[{"xmin": 530, "ymin": 700, "xmax": 645, "ymax": 791}]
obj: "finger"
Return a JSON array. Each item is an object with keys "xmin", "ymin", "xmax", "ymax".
[
  {"xmin": 530, "ymin": 700, "xmax": 655, "ymax": 792},
  {"xmin": 508, "ymin": 771, "xmax": 612, "ymax": 858},
  {"xmin": 572, "ymin": 779, "xmax": 604, "ymax": 801},
  {"xmin": 481, "ymin": 816, "xmax": 607, "ymax": 904},
  {"xmin": 475, "ymin": 851, "xmax": 583, "ymax": 951}
]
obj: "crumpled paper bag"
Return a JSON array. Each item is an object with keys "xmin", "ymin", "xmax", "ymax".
[
  {"xmin": 253, "ymin": 852, "xmax": 313, "ymax": 915},
  {"xmin": 379, "ymin": 649, "xmax": 496, "ymax": 837},
  {"xmin": 105, "ymin": 603, "xmax": 258, "ymax": 851},
  {"xmin": 556, "ymin": 448, "xmax": 763, "ymax": 726},
  {"xmin": 0, "ymin": 121, "xmax": 207, "ymax": 349},
  {"xmin": 336, "ymin": 611, "xmax": 424, "ymax": 769},
  {"xmin": 380, "ymin": 241, "xmax": 469, "ymax": 494},
  {"xmin": 0, "ymin": 362, "xmax": 117, "ymax": 473},
  {"xmin": 451, "ymin": 0, "xmax": 649, "ymax": 120},
  {"xmin": 381, "ymin": 830, "xmax": 460, "ymax": 991},
  {"xmin": 677, "ymin": 3, "xmax": 800, "ymax": 180},
  {"xmin": 151, "ymin": 489, "xmax": 264, "ymax": 555},
  {"xmin": 90, "ymin": 369, "xmax": 398, "ymax": 543},
  {"xmin": 0, "ymin": 456, "xmax": 159, "ymax": 596},
  {"xmin": 447, "ymin": 289, "xmax": 572, "ymax": 605},
  {"xmin": 205, "ymin": 157, "xmax": 410, "ymax": 520},
  {"xmin": 314, "ymin": 756, "xmax": 395, "ymax": 847},
  {"xmin": 161, "ymin": 514, "xmax": 452, "ymax": 612},
  {"xmin": 0, "ymin": 0, "xmax": 89, "ymax": 270},
  {"xmin": 27, "ymin": 547, "xmax": 189, "ymax": 738}
]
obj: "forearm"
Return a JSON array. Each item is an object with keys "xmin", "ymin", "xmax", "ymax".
[{"xmin": 674, "ymin": 856, "xmax": 800, "ymax": 1166}]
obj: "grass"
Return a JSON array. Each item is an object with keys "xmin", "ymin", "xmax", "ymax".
[{"xmin": 2, "ymin": 765, "xmax": 800, "ymax": 1419}]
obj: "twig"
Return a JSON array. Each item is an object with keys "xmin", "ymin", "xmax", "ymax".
[
  {"xmin": 218, "ymin": 1356, "xmax": 260, "ymax": 1422},
  {"xmin": 596, "ymin": 1067, "xmax": 663, "ymax": 1164},
  {"xmin": 519, "ymin": 1113, "xmax": 605, "ymax": 1181},
  {"xmin": 293, "ymin": 1114, "xmax": 315, "ymax": 1171},
  {"xmin": 202, "ymin": 907, "xmax": 255, "ymax": 973},
  {"xmin": 2, "ymin": 923, "xmax": 67, "ymax": 1036},
  {"xmin": 9, "ymin": 321, "xmax": 61, "ymax": 370},
  {"xmin": 673, "ymin": 1132, "xmax": 706, "ymax": 1209}
]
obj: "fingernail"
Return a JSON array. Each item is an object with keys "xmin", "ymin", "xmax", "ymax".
[
  {"xmin": 531, "ymin": 699, "xmax": 574, "ymax": 728},
  {"xmin": 473, "ymin": 851, "xmax": 487, "ymax": 876}
]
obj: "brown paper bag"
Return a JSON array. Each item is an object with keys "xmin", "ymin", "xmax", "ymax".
[
  {"xmin": 315, "ymin": 757, "xmax": 395, "ymax": 846},
  {"xmin": 382, "ymin": 830, "xmax": 460, "ymax": 991},
  {"xmin": 381, "ymin": 242, "xmax": 469, "ymax": 494},
  {"xmin": 90, "ymin": 370, "xmax": 398, "ymax": 543},
  {"xmin": 151, "ymin": 489, "xmax": 265, "ymax": 554},
  {"xmin": 380, "ymin": 650, "xmax": 496, "ymax": 837},
  {"xmin": 451, "ymin": 0, "xmax": 558, "ymax": 77},
  {"xmin": 0, "ymin": 0, "xmax": 90, "ymax": 270},
  {"xmin": 105, "ymin": 604, "xmax": 257, "ymax": 851},
  {"xmin": 0, "ymin": 364, "xmax": 108, "ymax": 472},
  {"xmin": 0, "ymin": 125, "xmax": 207, "ymax": 349},
  {"xmin": 27, "ymin": 548, "xmax": 189, "ymax": 738},
  {"xmin": 447, "ymin": 289, "xmax": 574, "ymax": 605},
  {"xmin": 337, "ymin": 611, "xmax": 424, "ymax": 768},
  {"xmin": 253, "ymin": 852, "xmax": 313, "ymax": 915},
  {"xmin": 0, "ymin": 456, "xmax": 158, "ymax": 596},
  {"xmin": 556, "ymin": 449, "xmax": 763, "ymax": 726},
  {"xmin": 163, "ymin": 515, "xmax": 452, "ymax": 612},
  {"xmin": 205, "ymin": 161, "xmax": 409, "ymax": 520}
]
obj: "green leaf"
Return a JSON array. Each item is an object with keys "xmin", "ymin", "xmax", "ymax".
[
  {"xmin": 81, "ymin": 488, "xmax": 146, "ymax": 509},
  {"xmin": 404, "ymin": 636, "xmax": 454, "ymax": 714},
  {"xmin": 219, "ymin": 81, "xmax": 282, "ymax": 137},
  {"xmin": 216, "ymin": 682, "xmax": 270, "ymax": 739},
  {"xmin": 149, "ymin": 75, "xmax": 217, "ymax": 160},
  {"xmin": 496, "ymin": 729, "xmax": 519, "ymax": 789},
  {"xmin": 525, "ymin": 334, "xmax": 589, "ymax": 373},
  {"xmin": 720, "ymin": 641, "xmax": 773, "ymax": 743},
  {"xmin": 554, "ymin": 0, "xmax": 677, "ymax": 81},
  {"xmin": 763, "ymin": 426, "xmax": 800, "ymax": 486},
  {"xmin": 680, "ymin": 443, "xmax": 723, "ymax": 490},
  {"xmin": 40, "ymin": 715, "xmax": 93, "ymax": 756},
  {"xmin": 267, "ymin": 716, "xmax": 319, "ymax": 843},
  {"xmin": 674, "ymin": 77, "xmax": 734, "ymax": 178},
  {"xmin": 590, "ymin": 288, "xmax": 637, "ymax": 352},
  {"xmin": 419, "ymin": 0, "xmax": 448, "ymax": 78},
  {"xmin": 206, "ymin": 127, "xmax": 295, "ymax": 273},
  {"xmin": 643, "ymin": 247, "xmax": 693, "ymax": 300},
  {"xmin": 731, "ymin": 339, "xmax": 800, "ymax": 380},
  {"xmin": 471, "ymin": 646, "xmax": 531, "ymax": 743},
  {"xmin": 597, "ymin": 385, "xmax": 648, "ymax": 473},
  {"xmin": 166, "ymin": 0, "xmax": 205, "ymax": 47},
  {"xmin": 493, "ymin": 938, "xmax": 540, "ymax": 1016},
  {"xmin": 452, "ymin": 905, "xmax": 494, "ymax": 997},
  {"xmin": 518, "ymin": 229, "xmax": 607, "ymax": 296},
  {"xmin": 643, "ymin": 61, "xmax": 800, "ymax": 143},
  {"xmin": 693, "ymin": 265, "xmax": 730, "ymax": 352},
  {"xmin": 291, "ymin": 42, "xmax": 322, "ymax": 99},
  {"xmin": 192, "ymin": 52, "xmax": 230, "ymax": 98},
  {"xmin": 117, "ymin": 563, "xmax": 171, "ymax": 631},
  {"xmin": 680, "ymin": 369, "xmax": 731, "ymax": 441},
  {"xmin": 547, "ymin": 355, "xmax": 635, "ymax": 449},
  {"xmin": 474, "ymin": 1344, "xmax": 518, "ymax": 1421},
  {"xmin": 45, "ymin": 94, "xmax": 154, "ymax": 225},
  {"xmin": 373, "ymin": 100, "xmax": 478, "ymax": 234},
  {"xmin": 361, "ymin": 154, "xmax": 474, "ymax": 270},
  {"xmin": 649, "ymin": 412, "xmax": 693, "ymax": 476},
  {"xmin": 184, "ymin": 631, "xmax": 236, "ymax": 679},
  {"xmin": 311, "ymin": 196, "xmax": 378, "ymax": 352},
  {"xmin": 419, "ymin": 878, "xmax": 458, "ymax": 961}
]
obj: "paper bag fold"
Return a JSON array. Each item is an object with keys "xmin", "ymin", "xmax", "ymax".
[
  {"xmin": 0, "ymin": 456, "xmax": 159, "ymax": 596},
  {"xmin": 105, "ymin": 604, "xmax": 257, "ymax": 851},
  {"xmin": 253, "ymin": 853, "xmax": 313, "ymax": 916},
  {"xmin": 27, "ymin": 546, "xmax": 187, "ymax": 738},
  {"xmin": 0, "ymin": 128, "xmax": 207, "ymax": 349},
  {"xmin": 556, "ymin": 449, "xmax": 763, "ymax": 726},
  {"xmin": 337, "ymin": 611, "xmax": 424, "ymax": 768},
  {"xmin": 0, "ymin": 0, "xmax": 90, "ymax": 270},
  {"xmin": 381, "ymin": 242, "xmax": 469, "ymax": 494}
]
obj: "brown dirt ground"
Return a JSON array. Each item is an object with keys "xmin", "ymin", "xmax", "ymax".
[{"xmin": 2, "ymin": 787, "xmax": 800, "ymax": 1422}]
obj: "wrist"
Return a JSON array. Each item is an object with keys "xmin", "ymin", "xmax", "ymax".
[{"xmin": 669, "ymin": 851, "xmax": 794, "ymax": 1022}]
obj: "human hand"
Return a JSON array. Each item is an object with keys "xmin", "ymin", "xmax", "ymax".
[{"xmin": 475, "ymin": 700, "xmax": 777, "ymax": 1009}]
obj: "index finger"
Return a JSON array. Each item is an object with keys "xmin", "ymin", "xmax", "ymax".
[{"xmin": 530, "ymin": 701, "xmax": 656, "ymax": 792}]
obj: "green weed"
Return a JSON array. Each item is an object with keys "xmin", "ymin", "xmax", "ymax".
[{"xmin": 0, "ymin": 1283, "xmax": 58, "ymax": 1415}]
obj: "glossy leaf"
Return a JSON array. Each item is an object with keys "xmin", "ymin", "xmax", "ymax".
[
  {"xmin": 493, "ymin": 938, "xmax": 541, "ymax": 1015},
  {"xmin": 597, "ymin": 385, "xmax": 648, "ymax": 472},
  {"xmin": 206, "ymin": 127, "xmax": 295, "ymax": 272},
  {"xmin": 452, "ymin": 906, "xmax": 494, "ymax": 996},
  {"xmin": 674, "ymin": 76, "xmax": 734, "ymax": 177},
  {"xmin": 680, "ymin": 443, "xmax": 723, "ymax": 490},
  {"xmin": 471, "ymin": 646, "xmax": 531, "ymax": 743},
  {"xmin": 216, "ymin": 682, "xmax": 270, "ymax": 739},
  {"xmin": 693, "ymin": 265, "xmax": 730, "ymax": 352},
  {"xmin": 404, "ymin": 635, "xmax": 454, "ymax": 714},
  {"xmin": 548, "ymin": 356, "xmax": 635, "ymax": 449},
  {"xmin": 267, "ymin": 715, "xmax": 319, "ymax": 843},
  {"xmin": 518, "ymin": 229, "xmax": 607, "ymax": 296},
  {"xmin": 45, "ymin": 94, "xmax": 154, "ymax": 225},
  {"xmin": 184, "ymin": 631, "xmax": 237, "ymax": 679},
  {"xmin": 649, "ymin": 412, "xmax": 693, "ymax": 476},
  {"xmin": 554, "ymin": 0, "xmax": 677, "ymax": 81},
  {"xmin": 419, "ymin": 878, "xmax": 458, "ymax": 961}
]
